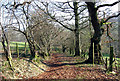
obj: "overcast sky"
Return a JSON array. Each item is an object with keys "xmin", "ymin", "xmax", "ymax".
[{"xmin": 0, "ymin": 0, "xmax": 119, "ymax": 11}]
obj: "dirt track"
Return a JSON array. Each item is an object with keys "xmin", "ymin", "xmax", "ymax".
[
  {"xmin": 0, "ymin": 52, "xmax": 119, "ymax": 80},
  {"xmin": 28, "ymin": 53, "xmax": 119, "ymax": 80}
]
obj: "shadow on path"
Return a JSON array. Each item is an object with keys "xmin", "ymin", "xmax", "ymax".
[
  {"xmin": 40, "ymin": 53, "xmax": 91, "ymax": 67},
  {"xmin": 40, "ymin": 60, "xmax": 89, "ymax": 67}
]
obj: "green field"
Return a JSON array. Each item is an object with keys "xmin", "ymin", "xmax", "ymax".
[
  {"xmin": 0, "ymin": 41, "xmax": 30, "ymax": 52},
  {"xmin": 10, "ymin": 42, "xmax": 29, "ymax": 51}
]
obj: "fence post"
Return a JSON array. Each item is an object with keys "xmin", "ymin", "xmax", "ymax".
[
  {"xmin": 16, "ymin": 43, "xmax": 19, "ymax": 58},
  {"xmin": 105, "ymin": 58, "xmax": 107, "ymax": 70},
  {"xmin": 109, "ymin": 46, "xmax": 113, "ymax": 72},
  {"xmin": 24, "ymin": 42, "xmax": 26, "ymax": 55},
  {"xmin": 93, "ymin": 42, "xmax": 94, "ymax": 66}
]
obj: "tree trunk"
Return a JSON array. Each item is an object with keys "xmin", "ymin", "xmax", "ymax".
[
  {"xmin": 46, "ymin": 44, "xmax": 50, "ymax": 56},
  {"xmin": 62, "ymin": 45, "xmax": 66, "ymax": 53},
  {"xmin": 118, "ymin": 16, "xmax": 120, "ymax": 58},
  {"xmin": 74, "ymin": 31, "xmax": 80, "ymax": 56},
  {"xmin": 69, "ymin": 48, "xmax": 72, "ymax": 54},
  {"xmin": 7, "ymin": 38, "xmax": 13, "ymax": 69},
  {"xmin": 0, "ymin": 24, "xmax": 13, "ymax": 71},
  {"xmin": 109, "ymin": 46, "xmax": 113, "ymax": 72},
  {"xmin": 87, "ymin": 37, "xmax": 103, "ymax": 63},
  {"xmin": 25, "ymin": 34, "xmax": 35, "ymax": 59},
  {"xmin": 29, "ymin": 41, "xmax": 35, "ymax": 58},
  {"xmin": 1, "ymin": 37, "xmax": 13, "ymax": 68},
  {"xmin": 74, "ymin": 2, "xmax": 80, "ymax": 56},
  {"xmin": 86, "ymin": 2, "xmax": 103, "ymax": 64}
]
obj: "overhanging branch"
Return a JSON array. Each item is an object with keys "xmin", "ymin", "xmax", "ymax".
[
  {"xmin": 78, "ymin": 24, "xmax": 88, "ymax": 31},
  {"xmin": 96, "ymin": 0, "xmax": 120, "ymax": 10},
  {"xmin": 106, "ymin": 24, "xmax": 118, "ymax": 41},
  {"xmin": 34, "ymin": 2, "xmax": 74, "ymax": 32},
  {"xmin": 51, "ymin": 16, "xmax": 75, "ymax": 31},
  {"xmin": 101, "ymin": 12, "xmax": 120, "ymax": 26}
]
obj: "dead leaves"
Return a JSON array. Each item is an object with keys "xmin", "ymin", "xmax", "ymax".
[{"xmin": 30, "ymin": 53, "xmax": 118, "ymax": 80}]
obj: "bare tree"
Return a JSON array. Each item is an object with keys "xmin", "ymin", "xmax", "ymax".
[
  {"xmin": 1, "ymin": 0, "xmax": 64, "ymax": 59},
  {"xmin": 85, "ymin": 1, "xmax": 120, "ymax": 63},
  {"xmin": 2, "ymin": 1, "xmax": 37, "ymax": 59},
  {"xmin": 31, "ymin": 13, "xmax": 64, "ymax": 56},
  {"xmin": 34, "ymin": 1, "xmax": 89, "ymax": 56}
]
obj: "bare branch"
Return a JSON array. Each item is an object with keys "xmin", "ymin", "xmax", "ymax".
[
  {"xmin": 79, "ymin": 19, "xmax": 89, "ymax": 26},
  {"xmin": 14, "ymin": 1, "xmax": 31, "ymax": 9},
  {"xmin": 54, "ymin": 2, "xmax": 69, "ymax": 10},
  {"xmin": 8, "ymin": 26, "xmax": 25, "ymax": 35},
  {"xmin": 96, "ymin": 0, "xmax": 120, "ymax": 10},
  {"xmin": 0, "ymin": 23, "xmax": 8, "ymax": 44},
  {"xmin": 79, "ymin": 24, "xmax": 88, "ymax": 31},
  {"xmin": 34, "ymin": 2, "xmax": 74, "ymax": 31},
  {"xmin": 67, "ymin": 2, "xmax": 74, "ymax": 9},
  {"xmin": 101, "ymin": 12, "xmax": 120, "ymax": 26},
  {"xmin": 106, "ymin": 24, "xmax": 118, "ymax": 41},
  {"xmin": 78, "ymin": 7, "xmax": 87, "ymax": 15},
  {"xmin": 11, "ymin": 10, "xmax": 21, "ymax": 29},
  {"xmin": 51, "ymin": 17, "xmax": 74, "ymax": 31}
]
